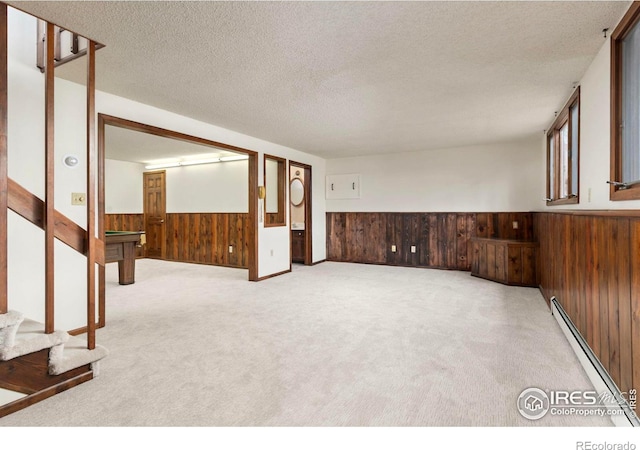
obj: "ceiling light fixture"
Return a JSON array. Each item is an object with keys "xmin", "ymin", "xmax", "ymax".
[
  {"xmin": 180, "ymin": 157, "xmax": 221, "ymax": 166},
  {"xmin": 144, "ymin": 162, "xmax": 181, "ymax": 170},
  {"xmin": 144, "ymin": 154, "xmax": 247, "ymax": 170},
  {"xmin": 220, "ymin": 155, "xmax": 249, "ymax": 162}
]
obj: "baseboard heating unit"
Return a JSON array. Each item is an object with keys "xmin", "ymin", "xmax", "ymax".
[{"xmin": 551, "ymin": 297, "xmax": 639, "ymax": 427}]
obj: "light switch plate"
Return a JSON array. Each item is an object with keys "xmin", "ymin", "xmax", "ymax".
[{"xmin": 71, "ymin": 192, "xmax": 86, "ymax": 205}]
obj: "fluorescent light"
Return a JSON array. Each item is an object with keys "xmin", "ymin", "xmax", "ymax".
[
  {"xmin": 144, "ymin": 162, "xmax": 180, "ymax": 170},
  {"xmin": 180, "ymin": 158, "xmax": 220, "ymax": 166},
  {"xmin": 220, "ymin": 155, "xmax": 249, "ymax": 162},
  {"xmin": 144, "ymin": 155, "xmax": 246, "ymax": 170}
]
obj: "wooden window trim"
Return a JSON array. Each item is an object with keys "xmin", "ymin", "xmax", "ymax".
[
  {"xmin": 610, "ymin": 2, "xmax": 640, "ymax": 201},
  {"xmin": 546, "ymin": 87, "xmax": 580, "ymax": 206},
  {"xmin": 264, "ymin": 154, "xmax": 286, "ymax": 227}
]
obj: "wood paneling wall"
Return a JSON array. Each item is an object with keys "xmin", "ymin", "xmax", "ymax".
[
  {"xmin": 534, "ymin": 212, "xmax": 639, "ymax": 398},
  {"xmin": 164, "ymin": 213, "xmax": 249, "ymax": 268},
  {"xmin": 105, "ymin": 213, "xmax": 249, "ymax": 268},
  {"xmin": 326, "ymin": 212, "xmax": 533, "ymax": 270}
]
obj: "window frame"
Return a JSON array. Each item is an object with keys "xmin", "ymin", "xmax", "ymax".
[
  {"xmin": 610, "ymin": 2, "xmax": 640, "ymax": 201},
  {"xmin": 546, "ymin": 87, "xmax": 580, "ymax": 206},
  {"xmin": 263, "ymin": 154, "xmax": 287, "ymax": 227}
]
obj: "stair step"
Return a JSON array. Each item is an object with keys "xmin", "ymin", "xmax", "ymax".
[
  {"xmin": 49, "ymin": 334, "xmax": 108, "ymax": 375},
  {"xmin": 0, "ymin": 310, "xmax": 24, "ymax": 347},
  {"xmin": 0, "ymin": 388, "xmax": 27, "ymax": 407},
  {"xmin": 0, "ymin": 319, "xmax": 69, "ymax": 362}
]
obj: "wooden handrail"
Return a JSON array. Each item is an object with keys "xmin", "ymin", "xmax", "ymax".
[{"xmin": 7, "ymin": 178, "xmax": 104, "ymax": 266}]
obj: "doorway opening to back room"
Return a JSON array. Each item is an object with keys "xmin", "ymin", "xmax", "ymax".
[
  {"xmin": 99, "ymin": 114, "xmax": 258, "ymax": 328},
  {"xmin": 289, "ymin": 161, "xmax": 312, "ymax": 266}
]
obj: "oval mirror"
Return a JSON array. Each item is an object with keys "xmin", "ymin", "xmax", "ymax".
[{"xmin": 290, "ymin": 178, "xmax": 304, "ymax": 206}]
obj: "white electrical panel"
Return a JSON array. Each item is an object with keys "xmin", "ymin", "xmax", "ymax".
[{"xmin": 326, "ymin": 174, "xmax": 360, "ymax": 199}]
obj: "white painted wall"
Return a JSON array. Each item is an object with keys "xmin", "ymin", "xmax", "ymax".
[
  {"xmin": 8, "ymin": 9, "xmax": 89, "ymax": 329},
  {"xmin": 166, "ymin": 161, "xmax": 248, "ymax": 213},
  {"xmin": 105, "ymin": 158, "xmax": 248, "ymax": 214},
  {"xmin": 105, "ymin": 159, "xmax": 145, "ymax": 213},
  {"xmin": 326, "ymin": 138, "xmax": 542, "ymax": 212},
  {"xmin": 539, "ymin": 31, "xmax": 640, "ymax": 211}
]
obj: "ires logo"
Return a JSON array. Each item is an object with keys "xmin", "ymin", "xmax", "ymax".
[{"xmin": 517, "ymin": 388, "xmax": 636, "ymax": 420}]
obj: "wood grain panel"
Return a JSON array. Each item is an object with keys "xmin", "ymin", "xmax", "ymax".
[
  {"xmin": 326, "ymin": 212, "xmax": 532, "ymax": 271},
  {"xmin": 535, "ymin": 212, "xmax": 637, "ymax": 401},
  {"xmin": 162, "ymin": 213, "xmax": 249, "ymax": 268}
]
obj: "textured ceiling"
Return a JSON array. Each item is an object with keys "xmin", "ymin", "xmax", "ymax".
[
  {"xmin": 105, "ymin": 125, "xmax": 243, "ymax": 164},
  {"xmin": 9, "ymin": 1, "xmax": 631, "ymax": 159}
]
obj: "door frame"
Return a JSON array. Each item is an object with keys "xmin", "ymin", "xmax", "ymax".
[
  {"xmin": 289, "ymin": 160, "xmax": 312, "ymax": 266},
  {"xmin": 143, "ymin": 170, "xmax": 166, "ymax": 259},
  {"xmin": 97, "ymin": 114, "xmax": 259, "ymax": 327}
]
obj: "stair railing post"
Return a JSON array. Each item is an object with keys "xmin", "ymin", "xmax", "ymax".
[
  {"xmin": 86, "ymin": 40, "xmax": 96, "ymax": 350},
  {"xmin": 44, "ymin": 21, "xmax": 54, "ymax": 334},
  {"xmin": 0, "ymin": 4, "xmax": 8, "ymax": 315}
]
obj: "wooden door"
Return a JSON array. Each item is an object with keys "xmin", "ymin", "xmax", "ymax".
[{"xmin": 143, "ymin": 171, "xmax": 166, "ymax": 259}]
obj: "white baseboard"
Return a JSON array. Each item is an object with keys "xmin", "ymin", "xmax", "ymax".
[{"xmin": 551, "ymin": 297, "xmax": 638, "ymax": 427}]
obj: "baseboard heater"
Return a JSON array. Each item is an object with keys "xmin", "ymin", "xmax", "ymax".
[{"xmin": 551, "ymin": 296, "xmax": 639, "ymax": 427}]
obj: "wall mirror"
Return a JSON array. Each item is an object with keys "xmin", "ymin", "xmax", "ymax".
[
  {"xmin": 264, "ymin": 154, "xmax": 286, "ymax": 227},
  {"xmin": 290, "ymin": 178, "xmax": 304, "ymax": 206}
]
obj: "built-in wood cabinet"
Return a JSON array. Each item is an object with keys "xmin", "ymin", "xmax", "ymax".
[
  {"xmin": 471, "ymin": 238, "xmax": 537, "ymax": 287},
  {"xmin": 292, "ymin": 230, "xmax": 305, "ymax": 263}
]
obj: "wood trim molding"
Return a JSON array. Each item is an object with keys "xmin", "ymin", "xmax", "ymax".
[
  {"xmin": 256, "ymin": 268, "xmax": 291, "ymax": 281},
  {"xmin": 98, "ymin": 112, "xmax": 106, "ymax": 327},
  {"xmin": 98, "ymin": 114, "xmax": 257, "ymax": 157},
  {"xmin": 86, "ymin": 40, "xmax": 96, "ymax": 350},
  {"xmin": 264, "ymin": 154, "xmax": 286, "ymax": 227},
  {"xmin": 610, "ymin": 2, "xmax": 640, "ymax": 201},
  {"xmin": 44, "ymin": 22, "xmax": 55, "ymax": 334},
  {"xmin": 0, "ymin": 4, "xmax": 7, "ymax": 315},
  {"xmin": 97, "ymin": 113, "xmax": 259, "ymax": 282},
  {"xmin": 290, "ymin": 160, "xmax": 313, "ymax": 265}
]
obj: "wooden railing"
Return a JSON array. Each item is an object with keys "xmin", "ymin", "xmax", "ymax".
[{"xmin": 0, "ymin": 3, "xmax": 103, "ymax": 351}]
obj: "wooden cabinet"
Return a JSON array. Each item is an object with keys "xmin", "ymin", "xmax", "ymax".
[
  {"xmin": 292, "ymin": 230, "xmax": 305, "ymax": 263},
  {"xmin": 471, "ymin": 238, "xmax": 537, "ymax": 287}
]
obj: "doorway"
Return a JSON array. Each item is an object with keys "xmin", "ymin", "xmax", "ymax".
[
  {"xmin": 289, "ymin": 161, "xmax": 312, "ymax": 265},
  {"xmin": 143, "ymin": 171, "xmax": 166, "ymax": 259}
]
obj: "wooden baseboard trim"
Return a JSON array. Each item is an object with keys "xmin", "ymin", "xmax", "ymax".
[
  {"xmin": 0, "ymin": 371, "xmax": 94, "ymax": 418},
  {"xmin": 311, "ymin": 259, "xmax": 326, "ymax": 266},
  {"xmin": 255, "ymin": 268, "xmax": 291, "ymax": 281}
]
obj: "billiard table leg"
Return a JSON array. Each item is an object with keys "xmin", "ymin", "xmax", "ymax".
[{"xmin": 117, "ymin": 242, "xmax": 136, "ymax": 285}]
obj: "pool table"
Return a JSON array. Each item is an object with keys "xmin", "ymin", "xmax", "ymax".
[{"xmin": 105, "ymin": 231, "xmax": 145, "ymax": 285}]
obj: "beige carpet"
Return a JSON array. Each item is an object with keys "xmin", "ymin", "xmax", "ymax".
[{"xmin": 0, "ymin": 260, "xmax": 610, "ymax": 426}]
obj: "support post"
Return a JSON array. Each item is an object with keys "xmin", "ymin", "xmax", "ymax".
[
  {"xmin": 44, "ymin": 22, "xmax": 55, "ymax": 333},
  {"xmin": 0, "ymin": 4, "xmax": 7, "ymax": 315},
  {"xmin": 86, "ymin": 41, "xmax": 96, "ymax": 349}
]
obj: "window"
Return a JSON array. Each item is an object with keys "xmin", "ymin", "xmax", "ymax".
[
  {"xmin": 264, "ymin": 154, "xmax": 286, "ymax": 227},
  {"xmin": 546, "ymin": 87, "xmax": 580, "ymax": 205},
  {"xmin": 611, "ymin": 3, "xmax": 640, "ymax": 201}
]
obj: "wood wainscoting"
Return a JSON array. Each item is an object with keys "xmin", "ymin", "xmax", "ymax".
[
  {"xmin": 534, "ymin": 211, "xmax": 640, "ymax": 398},
  {"xmin": 105, "ymin": 213, "xmax": 249, "ymax": 268},
  {"xmin": 326, "ymin": 212, "xmax": 533, "ymax": 270}
]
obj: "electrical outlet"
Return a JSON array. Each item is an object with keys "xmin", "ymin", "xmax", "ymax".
[
  {"xmin": 71, "ymin": 192, "xmax": 86, "ymax": 205},
  {"xmin": 512, "ymin": 221, "xmax": 519, "ymax": 230},
  {"xmin": 228, "ymin": 245, "xmax": 233, "ymax": 254},
  {"xmin": 391, "ymin": 245, "xmax": 397, "ymax": 253},
  {"xmin": 411, "ymin": 245, "xmax": 416, "ymax": 253}
]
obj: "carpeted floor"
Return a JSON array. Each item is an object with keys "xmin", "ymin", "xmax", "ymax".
[{"xmin": 0, "ymin": 260, "xmax": 611, "ymax": 426}]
